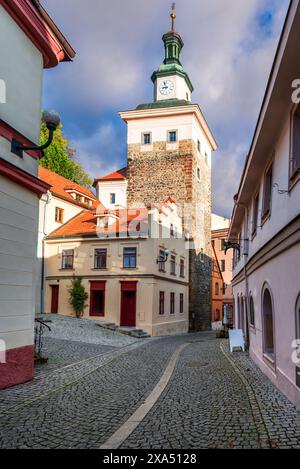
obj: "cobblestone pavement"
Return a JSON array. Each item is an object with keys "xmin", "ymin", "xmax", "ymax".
[{"xmin": 0, "ymin": 333, "xmax": 299, "ymax": 449}]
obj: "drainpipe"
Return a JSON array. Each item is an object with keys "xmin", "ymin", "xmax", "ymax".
[{"xmin": 40, "ymin": 191, "xmax": 52, "ymax": 316}]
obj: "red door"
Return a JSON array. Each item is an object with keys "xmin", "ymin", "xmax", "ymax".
[
  {"xmin": 120, "ymin": 282, "xmax": 137, "ymax": 327},
  {"xmin": 50, "ymin": 285, "xmax": 59, "ymax": 314},
  {"xmin": 89, "ymin": 281, "xmax": 106, "ymax": 317}
]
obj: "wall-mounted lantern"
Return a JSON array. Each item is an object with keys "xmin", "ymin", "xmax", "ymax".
[
  {"xmin": 11, "ymin": 110, "xmax": 60, "ymax": 158},
  {"xmin": 156, "ymin": 250, "xmax": 170, "ymax": 264}
]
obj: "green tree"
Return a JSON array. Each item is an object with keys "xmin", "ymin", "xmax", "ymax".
[
  {"xmin": 39, "ymin": 119, "xmax": 92, "ymax": 188},
  {"xmin": 69, "ymin": 277, "xmax": 89, "ymax": 318}
]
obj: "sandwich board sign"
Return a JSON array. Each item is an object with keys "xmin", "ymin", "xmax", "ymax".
[{"xmin": 229, "ymin": 329, "xmax": 245, "ymax": 353}]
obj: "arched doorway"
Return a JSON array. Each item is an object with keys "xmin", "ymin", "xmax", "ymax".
[
  {"xmin": 240, "ymin": 296, "xmax": 245, "ymax": 333},
  {"xmin": 262, "ymin": 286, "xmax": 275, "ymax": 358}
]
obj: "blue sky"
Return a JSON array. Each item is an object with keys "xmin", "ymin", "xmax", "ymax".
[{"xmin": 42, "ymin": 0, "xmax": 290, "ymax": 217}]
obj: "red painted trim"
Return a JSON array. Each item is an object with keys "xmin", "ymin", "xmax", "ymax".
[
  {"xmin": 0, "ymin": 344, "xmax": 34, "ymax": 389},
  {"xmin": 89, "ymin": 281, "xmax": 107, "ymax": 291},
  {"xmin": 120, "ymin": 281, "xmax": 138, "ymax": 292},
  {"xmin": 0, "ymin": 119, "xmax": 42, "ymax": 159},
  {"xmin": 0, "ymin": 157, "xmax": 51, "ymax": 196},
  {"xmin": 2, "ymin": 0, "xmax": 74, "ymax": 69}
]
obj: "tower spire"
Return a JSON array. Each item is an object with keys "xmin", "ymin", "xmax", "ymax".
[{"xmin": 171, "ymin": 3, "xmax": 176, "ymax": 32}]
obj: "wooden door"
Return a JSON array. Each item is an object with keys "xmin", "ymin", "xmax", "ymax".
[
  {"xmin": 90, "ymin": 290, "xmax": 105, "ymax": 317},
  {"xmin": 50, "ymin": 285, "xmax": 59, "ymax": 314},
  {"xmin": 120, "ymin": 291, "xmax": 136, "ymax": 327}
]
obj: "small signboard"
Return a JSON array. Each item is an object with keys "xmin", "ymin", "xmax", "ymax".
[{"xmin": 229, "ymin": 329, "xmax": 245, "ymax": 353}]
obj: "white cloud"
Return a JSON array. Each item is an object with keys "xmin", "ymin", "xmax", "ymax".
[
  {"xmin": 42, "ymin": 0, "xmax": 290, "ymax": 217},
  {"xmin": 72, "ymin": 122, "xmax": 126, "ymax": 179}
]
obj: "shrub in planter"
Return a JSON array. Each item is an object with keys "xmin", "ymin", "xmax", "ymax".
[{"xmin": 69, "ymin": 276, "xmax": 88, "ymax": 318}]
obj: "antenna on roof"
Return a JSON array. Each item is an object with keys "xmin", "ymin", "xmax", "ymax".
[{"xmin": 171, "ymin": 3, "xmax": 176, "ymax": 32}]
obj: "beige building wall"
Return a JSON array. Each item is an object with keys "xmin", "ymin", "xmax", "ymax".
[{"xmin": 45, "ymin": 232, "xmax": 189, "ymax": 337}]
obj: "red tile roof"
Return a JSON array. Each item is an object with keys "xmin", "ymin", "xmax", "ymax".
[
  {"xmin": 48, "ymin": 208, "xmax": 149, "ymax": 238},
  {"xmin": 93, "ymin": 167, "xmax": 127, "ymax": 186},
  {"xmin": 38, "ymin": 167, "xmax": 101, "ymax": 209}
]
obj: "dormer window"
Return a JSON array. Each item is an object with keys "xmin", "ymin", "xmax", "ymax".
[{"xmin": 65, "ymin": 189, "xmax": 94, "ymax": 207}]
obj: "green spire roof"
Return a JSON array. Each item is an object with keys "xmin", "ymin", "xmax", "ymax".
[{"xmin": 151, "ymin": 27, "xmax": 194, "ymax": 93}]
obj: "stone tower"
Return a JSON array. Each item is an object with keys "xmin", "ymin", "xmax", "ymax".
[{"xmin": 119, "ymin": 9, "xmax": 217, "ymax": 330}]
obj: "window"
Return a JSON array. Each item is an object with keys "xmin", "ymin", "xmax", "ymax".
[
  {"xmin": 61, "ymin": 249, "xmax": 74, "ymax": 270},
  {"xmin": 159, "ymin": 291, "xmax": 165, "ymax": 315},
  {"xmin": 180, "ymin": 259, "xmax": 185, "ymax": 277},
  {"xmin": 262, "ymin": 286, "xmax": 275, "ymax": 358},
  {"xmin": 55, "ymin": 207, "xmax": 64, "ymax": 224},
  {"xmin": 158, "ymin": 249, "xmax": 166, "ymax": 272},
  {"xmin": 220, "ymin": 239, "xmax": 225, "ymax": 251},
  {"xmin": 76, "ymin": 194, "xmax": 81, "ymax": 202},
  {"xmin": 110, "ymin": 193, "xmax": 116, "ymax": 204},
  {"xmin": 142, "ymin": 132, "xmax": 151, "ymax": 145},
  {"xmin": 215, "ymin": 309, "xmax": 220, "ymax": 322},
  {"xmin": 170, "ymin": 292, "xmax": 175, "ymax": 315},
  {"xmin": 221, "ymin": 260, "xmax": 225, "ymax": 272},
  {"xmin": 197, "ymin": 167, "xmax": 201, "ymax": 180},
  {"xmin": 262, "ymin": 164, "xmax": 273, "ymax": 220},
  {"xmin": 295, "ymin": 294, "xmax": 300, "ymax": 337},
  {"xmin": 170, "ymin": 224, "xmax": 174, "ymax": 237},
  {"xmin": 252, "ymin": 193, "xmax": 259, "ymax": 236},
  {"xmin": 249, "ymin": 296, "xmax": 255, "ymax": 327},
  {"xmin": 94, "ymin": 248, "xmax": 107, "ymax": 269},
  {"xmin": 215, "ymin": 282, "xmax": 219, "ymax": 296},
  {"xmin": 168, "ymin": 130, "xmax": 177, "ymax": 143},
  {"xmin": 170, "ymin": 255, "xmax": 176, "ymax": 275},
  {"xmin": 200, "ymin": 249, "xmax": 204, "ymax": 263},
  {"xmin": 180, "ymin": 293, "xmax": 184, "ymax": 314},
  {"xmin": 197, "ymin": 140, "xmax": 201, "ymax": 153},
  {"xmin": 222, "ymin": 282, "xmax": 227, "ymax": 295},
  {"xmin": 291, "ymin": 104, "xmax": 300, "ymax": 179},
  {"xmin": 123, "ymin": 247, "xmax": 137, "ymax": 269}
]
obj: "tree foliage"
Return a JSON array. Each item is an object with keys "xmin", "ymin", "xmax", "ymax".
[
  {"xmin": 69, "ymin": 277, "xmax": 89, "ymax": 318},
  {"xmin": 39, "ymin": 119, "xmax": 92, "ymax": 188}
]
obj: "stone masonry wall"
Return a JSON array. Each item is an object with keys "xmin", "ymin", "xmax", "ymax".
[{"xmin": 127, "ymin": 140, "xmax": 212, "ymax": 330}]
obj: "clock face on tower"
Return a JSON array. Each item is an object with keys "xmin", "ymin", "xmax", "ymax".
[{"xmin": 159, "ymin": 80, "xmax": 174, "ymax": 96}]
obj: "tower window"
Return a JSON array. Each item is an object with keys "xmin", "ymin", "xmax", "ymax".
[
  {"xmin": 168, "ymin": 130, "xmax": 177, "ymax": 143},
  {"xmin": 110, "ymin": 193, "xmax": 116, "ymax": 204},
  {"xmin": 142, "ymin": 132, "xmax": 151, "ymax": 145}
]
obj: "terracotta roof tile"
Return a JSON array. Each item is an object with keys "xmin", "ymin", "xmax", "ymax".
[
  {"xmin": 38, "ymin": 167, "xmax": 102, "ymax": 209},
  {"xmin": 48, "ymin": 208, "xmax": 149, "ymax": 238},
  {"xmin": 93, "ymin": 167, "xmax": 127, "ymax": 185}
]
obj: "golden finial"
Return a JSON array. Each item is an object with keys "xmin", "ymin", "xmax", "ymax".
[{"xmin": 171, "ymin": 2, "xmax": 176, "ymax": 32}]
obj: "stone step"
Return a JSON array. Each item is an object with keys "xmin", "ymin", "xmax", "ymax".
[{"xmin": 117, "ymin": 327, "xmax": 151, "ymax": 339}]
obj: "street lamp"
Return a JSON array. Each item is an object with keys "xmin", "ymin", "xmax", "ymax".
[
  {"xmin": 11, "ymin": 109, "xmax": 61, "ymax": 158},
  {"xmin": 156, "ymin": 250, "xmax": 170, "ymax": 264}
]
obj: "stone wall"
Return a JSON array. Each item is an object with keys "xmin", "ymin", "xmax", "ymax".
[{"xmin": 127, "ymin": 139, "xmax": 212, "ymax": 330}]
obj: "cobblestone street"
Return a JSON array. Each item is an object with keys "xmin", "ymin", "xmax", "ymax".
[{"xmin": 0, "ymin": 332, "xmax": 299, "ymax": 449}]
